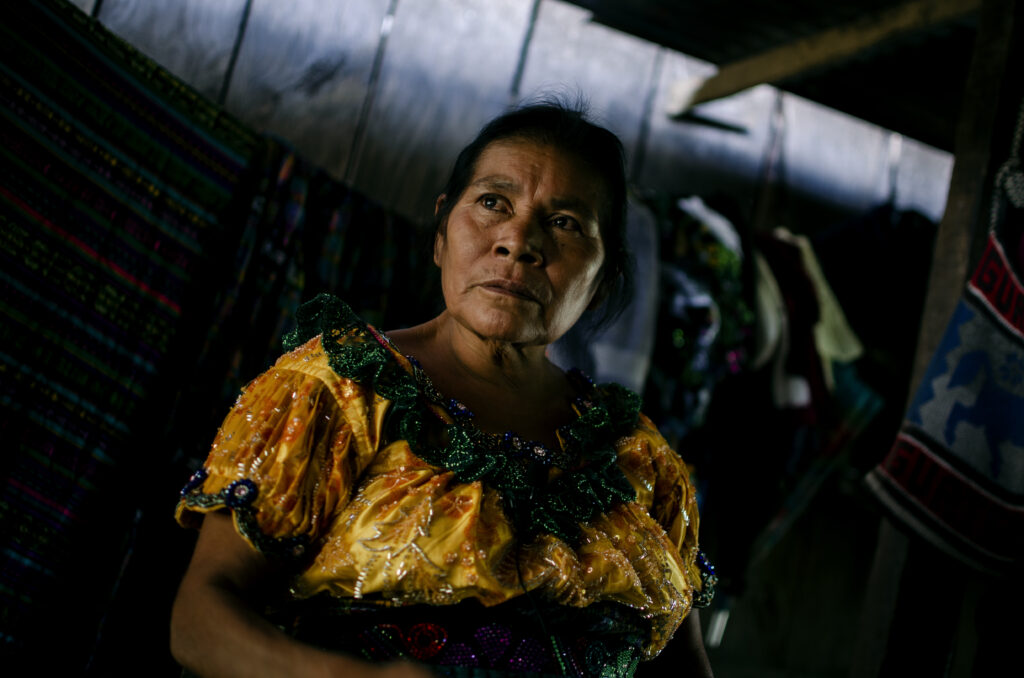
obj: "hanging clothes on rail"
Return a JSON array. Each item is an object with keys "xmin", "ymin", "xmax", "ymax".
[
  {"xmin": 696, "ymin": 217, "xmax": 882, "ymax": 586},
  {"xmin": 810, "ymin": 203, "xmax": 938, "ymax": 464},
  {"xmin": 642, "ymin": 195, "xmax": 753, "ymax": 448}
]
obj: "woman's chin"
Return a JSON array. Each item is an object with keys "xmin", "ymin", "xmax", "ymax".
[{"xmin": 461, "ymin": 309, "xmax": 548, "ymax": 346}]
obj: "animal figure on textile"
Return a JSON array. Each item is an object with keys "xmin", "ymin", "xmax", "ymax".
[
  {"xmin": 944, "ymin": 347, "xmax": 1024, "ymax": 477},
  {"xmin": 909, "ymin": 301, "xmax": 1024, "ymax": 491}
]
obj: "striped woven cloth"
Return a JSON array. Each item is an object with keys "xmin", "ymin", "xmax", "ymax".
[
  {"xmin": 0, "ymin": 0, "xmax": 258, "ymax": 663},
  {"xmin": 0, "ymin": 2, "xmax": 439, "ymax": 670}
]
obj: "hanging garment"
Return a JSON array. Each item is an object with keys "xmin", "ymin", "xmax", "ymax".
[
  {"xmin": 810, "ymin": 204, "xmax": 937, "ymax": 414},
  {"xmin": 750, "ymin": 251, "xmax": 786, "ymax": 371},
  {"xmin": 772, "ymin": 227, "xmax": 864, "ymax": 391},
  {"xmin": 642, "ymin": 195, "xmax": 752, "ymax": 445},
  {"xmin": 757, "ymin": 232, "xmax": 827, "ymax": 419}
]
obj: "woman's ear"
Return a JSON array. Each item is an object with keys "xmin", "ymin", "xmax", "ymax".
[
  {"xmin": 433, "ymin": 228, "xmax": 445, "ymax": 268},
  {"xmin": 434, "ymin": 194, "xmax": 448, "ymax": 267}
]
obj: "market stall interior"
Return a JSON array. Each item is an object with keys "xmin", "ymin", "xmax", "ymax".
[{"xmin": 1, "ymin": 0, "xmax": 1021, "ymax": 676}]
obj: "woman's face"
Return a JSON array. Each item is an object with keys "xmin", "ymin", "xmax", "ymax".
[{"xmin": 434, "ymin": 138, "xmax": 607, "ymax": 347}]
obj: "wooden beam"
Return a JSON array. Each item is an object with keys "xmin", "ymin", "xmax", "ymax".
[{"xmin": 666, "ymin": 0, "xmax": 980, "ymax": 114}]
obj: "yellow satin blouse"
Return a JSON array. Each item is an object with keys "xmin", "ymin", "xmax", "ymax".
[{"xmin": 176, "ymin": 310, "xmax": 707, "ymax": 658}]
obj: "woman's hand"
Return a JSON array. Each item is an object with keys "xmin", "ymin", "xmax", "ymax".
[{"xmin": 170, "ymin": 511, "xmax": 435, "ymax": 678}]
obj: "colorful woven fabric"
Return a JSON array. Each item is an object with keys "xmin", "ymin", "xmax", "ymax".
[
  {"xmin": 866, "ymin": 231, "xmax": 1024, "ymax": 574},
  {"xmin": 0, "ymin": 0, "xmax": 257, "ymax": 662},
  {"xmin": 0, "ymin": 2, "xmax": 437, "ymax": 669},
  {"xmin": 172, "ymin": 142, "xmax": 436, "ymax": 451},
  {"xmin": 867, "ymin": 92, "xmax": 1024, "ymax": 575}
]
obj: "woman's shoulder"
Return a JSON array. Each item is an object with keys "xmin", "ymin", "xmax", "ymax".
[
  {"xmin": 572, "ymin": 374, "xmax": 680, "ymax": 463},
  {"xmin": 277, "ymin": 293, "xmax": 418, "ymax": 402},
  {"xmin": 283, "ymin": 293, "xmax": 367, "ymax": 352},
  {"xmin": 579, "ymin": 378, "xmax": 690, "ymax": 510},
  {"xmin": 282, "ymin": 293, "xmax": 382, "ymax": 370}
]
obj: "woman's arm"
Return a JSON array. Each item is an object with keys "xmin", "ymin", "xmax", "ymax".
[
  {"xmin": 636, "ymin": 611, "xmax": 714, "ymax": 678},
  {"xmin": 674, "ymin": 611, "xmax": 714, "ymax": 678},
  {"xmin": 170, "ymin": 511, "xmax": 432, "ymax": 678}
]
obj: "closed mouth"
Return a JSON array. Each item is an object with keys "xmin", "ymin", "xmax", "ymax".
[{"xmin": 478, "ymin": 279, "xmax": 539, "ymax": 302}]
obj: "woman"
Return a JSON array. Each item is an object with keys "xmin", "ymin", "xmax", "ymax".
[{"xmin": 171, "ymin": 102, "xmax": 715, "ymax": 678}]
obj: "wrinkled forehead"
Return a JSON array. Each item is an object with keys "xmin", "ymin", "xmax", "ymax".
[{"xmin": 470, "ymin": 137, "xmax": 612, "ymax": 222}]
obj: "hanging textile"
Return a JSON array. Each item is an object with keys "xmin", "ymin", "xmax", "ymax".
[
  {"xmin": 866, "ymin": 96, "xmax": 1024, "ymax": 575},
  {"xmin": 0, "ymin": 1, "xmax": 437, "ymax": 670},
  {"xmin": 810, "ymin": 205, "xmax": 937, "ymax": 429},
  {"xmin": 0, "ymin": 0, "xmax": 259, "ymax": 666},
  {"xmin": 756, "ymin": 230, "xmax": 828, "ymax": 418},
  {"xmin": 166, "ymin": 139, "xmax": 436, "ymax": 468},
  {"xmin": 772, "ymin": 227, "xmax": 863, "ymax": 392},
  {"xmin": 696, "ymin": 216, "xmax": 883, "ymax": 584}
]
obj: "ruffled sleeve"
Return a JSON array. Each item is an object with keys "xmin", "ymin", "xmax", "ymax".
[
  {"xmin": 622, "ymin": 413, "xmax": 709, "ymax": 608},
  {"xmin": 176, "ymin": 337, "xmax": 380, "ymax": 559},
  {"xmin": 644, "ymin": 417, "xmax": 700, "ymax": 555}
]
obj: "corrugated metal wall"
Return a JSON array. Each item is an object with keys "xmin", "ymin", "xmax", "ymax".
[{"xmin": 77, "ymin": 0, "xmax": 951, "ymax": 226}]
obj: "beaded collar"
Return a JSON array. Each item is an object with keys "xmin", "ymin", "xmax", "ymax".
[{"xmin": 282, "ymin": 293, "xmax": 640, "ymax": 545}]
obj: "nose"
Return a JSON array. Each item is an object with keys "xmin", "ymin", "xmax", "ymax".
[{"xmin": 493, "ymin": 215, "xmax": 544, "ymax": 266}]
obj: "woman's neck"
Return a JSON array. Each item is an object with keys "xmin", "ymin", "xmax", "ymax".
[{"xmin": 386, "ymin": 313, "xmax": 573, "ymax": 445}]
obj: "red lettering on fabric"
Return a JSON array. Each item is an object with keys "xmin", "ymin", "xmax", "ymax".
[
  {"xmin": 973, "ymin": 241, "xmax": 1003, "ymax": 293},
  {"xmin": 883, "ymin": 437, "xmax": 920, "ymax": 483},
  {"xmin": 970, "ymin": 236, "xmax": 1024, "ymax": 336}
]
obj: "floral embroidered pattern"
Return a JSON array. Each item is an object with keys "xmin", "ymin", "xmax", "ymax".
[{"xmin": 282, "ymin": 293, "xmax": 640, "ymax": 545}]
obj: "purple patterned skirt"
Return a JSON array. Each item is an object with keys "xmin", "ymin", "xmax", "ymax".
[{"xmin": 275, "ymin": 596, "xmax": 649, "ymax": 678}]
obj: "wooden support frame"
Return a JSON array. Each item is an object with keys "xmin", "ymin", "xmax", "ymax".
[{"xmin": 666, "ymin": 0, "xmax": 981, "ymax": 114}]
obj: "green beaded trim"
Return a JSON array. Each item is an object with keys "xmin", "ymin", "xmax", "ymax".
[
  {"xmin": 283, "ymin": 293, "xmax": 420, "ymax": 404},
  {"xmin": 283, "ymin": 293, "xmax": 639, "ymax": 545}
]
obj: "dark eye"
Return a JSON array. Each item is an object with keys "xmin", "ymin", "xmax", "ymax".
[
  {"xmin": 550, "ymin": 215, "xmax": 580, "ymax": 232},
  {"xmin": 479, "ymin": 194, "xmax": 504, "ymax": 211}
]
